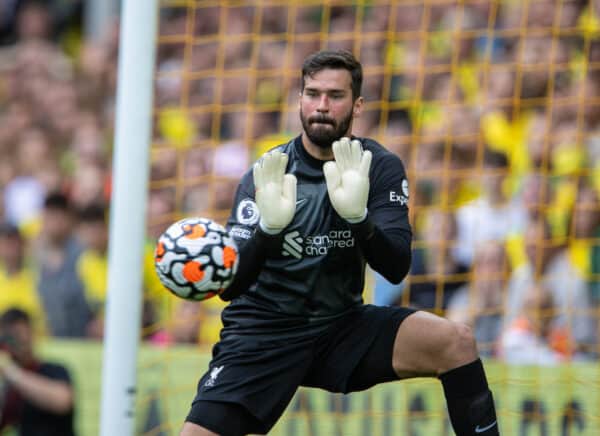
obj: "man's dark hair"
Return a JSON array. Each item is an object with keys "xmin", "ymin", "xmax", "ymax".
[
  {"xmin": 0, "ymin": 308, "xmax": 30, "ymax": 329},
  {"xmin": 301, "ymin": 50, "xmax": 363, "ymax": 101},
  {"xmin": 44, "ymin": 191, "xmax": 71, "ymax": 212},
  {"xmin": 77, "ymin": 203, "xmax": 107, "ymax": 224}
]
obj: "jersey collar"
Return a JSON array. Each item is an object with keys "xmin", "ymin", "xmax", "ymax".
[{"xmin": 294, "ymin": 135, "xmax": 328, "ymax": 170}]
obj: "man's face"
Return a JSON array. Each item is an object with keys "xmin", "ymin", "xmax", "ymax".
[
  {"xmin": 0, "ymin": 234, "xmax": 24, "ymax": 266},
  {"xmin": 78, "ymin": 221, "xmax": 108, "ymax": 253},
  {"xmin": 42, "ymin": 208, "xmax": 72, "ymax": 244},
  {"xmin": 299, "ymin": 68, "xmax": 362, "ymax": 149},
  {"xmin": 3, "ymin": 321, "xmax": 33, "ymax": 365}
]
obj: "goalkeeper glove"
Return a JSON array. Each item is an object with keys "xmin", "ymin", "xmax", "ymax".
[
  {"xmin": 253, "ymin": 150, "xmax": 297, "ymax": 234},
  {"xmin": 323, "ymin": 137, "xmax": 372, "ymax": 223}
]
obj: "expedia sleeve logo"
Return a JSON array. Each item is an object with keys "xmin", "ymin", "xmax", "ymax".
[
  {"xmin": 236, "ymin": 199, "xmax": 260, "ymax": 225},
  {"xmin": 390, "ymin": 178, "xmax": 409, "ymax": 206}
]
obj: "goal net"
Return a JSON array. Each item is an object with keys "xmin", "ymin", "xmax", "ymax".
[{"xmin": 135, "ymin": 0, "xmax": 600, "ymax": 434}]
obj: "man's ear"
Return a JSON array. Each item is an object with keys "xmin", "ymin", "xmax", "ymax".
[{"xmin": 353, "ymin": 96, "xmax": 364, "ymax": 117}]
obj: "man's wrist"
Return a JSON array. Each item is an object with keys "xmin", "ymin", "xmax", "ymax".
[
  {"xmin": 344, "ymin": 208, "xmax": 368, "ymax": 224},
  {"xmin": 258, "ymin": 219, "xmax": 283, "ymax": 235},
  {"xmin": 348, "ymin": 212, "xmax": 375, "ymax": 241},
  {"xmin": 254, "ymin": 223, "xmax": 284, "ymax": 249}
]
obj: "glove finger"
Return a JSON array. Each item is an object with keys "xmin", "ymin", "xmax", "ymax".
[
  {"xmin": 253, "ymin": 161, "xmax": 264, "ymax": 191},
  {"xmin": 323, "ymin": 160, "xmax": 341, "ymax": 193},
  {"xmin": 338, "ymin": 137, "xmax": 352, "ymax": 170},
  {"xmin": 278, "ymin": 152, "xmax": 289, "ymax": 184},
  {"xmin": 282, "ymin": 173, "xmax": 297, "ymax": 204},
  {"xmin": 262, "ymin": 151, "xmax": 276, "ymax": 184},
  {"xmin": 359, "ymin": 150, "xmax": 372, "ymax": 179},
  {"xmin": 350, "ymin": 139, "xmax": 363, "ymax": 168},
  {"xmin": 332, "ymin": 138, "xmax": 346, "ymax": 171},
  {"xmin": 330, "ymin": 140, "xmax": 341, "ymax": 173},
  {"xmin": 331, "ymin": 139, "xmax": 340, "ymax": 160}
]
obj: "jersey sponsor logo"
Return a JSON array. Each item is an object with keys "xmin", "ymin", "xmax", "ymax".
[
  {"xmin": 282, "ymin": 231, "xmax": 303, "ymax": 259},
  {"xmin": 230, "ymin": 225, "xmax": 252, "ymax": 240},
  {"xmin": 204, "ymin": 365, "xmax": 224, "ymax": 388},
  {"xmin": 236, "ymin": 199, "xmax": 259, "ymax": 225},
  {"xmin": 282, "ymin": 229, "xmax": 355, "ymax": 258},
  {"xmin": 390, "ymin": 178, "xmax": 409, "ymax": 206}
]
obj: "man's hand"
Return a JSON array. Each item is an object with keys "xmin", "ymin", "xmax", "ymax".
[
  {"xmin": 253, "ymin": 150, "xmax": 297, "ymax": 234},
  {"xmin": 0, "ymin": 349, "xmax": 73, "ymax": 414},
  {"xmin": 0, "ymin": 349, "xmax": 20, "ymax": 380},
  {"xmin": 323, "ymin": 137, "xmax": 372, "ymax": 223}
]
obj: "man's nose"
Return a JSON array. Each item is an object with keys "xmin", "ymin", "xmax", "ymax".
[{"xmin": 316, "ymin": 95, "xmax": 329, "ymax": 112}]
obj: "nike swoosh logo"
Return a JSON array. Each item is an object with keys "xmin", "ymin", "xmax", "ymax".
[{"xmin": 475, "ymin": 421, "xmax": 497, "ymax": 433}]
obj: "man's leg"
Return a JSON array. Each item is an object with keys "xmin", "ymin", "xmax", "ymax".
[
  {"xmin": 179, "ymin": 400, "xmax": 264, "ymax": 436},
  {"xmin": 180, "ymin": 422, "xmax": 218, "ymax": 436},
  {"xmin": 392, "ymin": 311, "xmax": 499, "ymax": 436},
  {"xmin": 181, "ymin": 329, "xmax": 315, "ymax": 436}
]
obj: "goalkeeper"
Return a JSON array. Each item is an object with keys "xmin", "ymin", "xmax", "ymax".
[{"xmin": 180, "ymin": 50, "xmax": 499, "ymax": 436}]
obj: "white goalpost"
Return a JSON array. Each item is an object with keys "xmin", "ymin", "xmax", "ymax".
[{"xmin": 99, "ymin": 1, "xmax": 159, "ymax": 435}]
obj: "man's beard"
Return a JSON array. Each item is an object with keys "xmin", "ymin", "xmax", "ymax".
[{"xmin": 300, "ymin": 109, "xmax": 353, "ymax": 149}]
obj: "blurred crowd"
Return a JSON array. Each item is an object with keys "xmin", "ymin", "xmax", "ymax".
[
  {"xmin": 358, "ymin": 0, "xmax": 600, "ymax": 363},
  {"xmin": 0, "ymin": 0, "xmax": 599, "ymax": 365}
]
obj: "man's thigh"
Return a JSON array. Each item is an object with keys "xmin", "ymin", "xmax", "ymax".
[
  {"xmin": 184, "ymin": 400, "xmax": 264, "ymax": 436},
  {"xmin": 301, "ymin": 305, "xmax": 416, "ymax": 393}
]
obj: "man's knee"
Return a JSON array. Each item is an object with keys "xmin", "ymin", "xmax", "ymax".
[
  {"xmin": 440, "ymin": 321, "xmax": 478, "ymax": 372},
  {"xmin": 392, "ymin": 312, "xmax": 479, "ymax": 377}
]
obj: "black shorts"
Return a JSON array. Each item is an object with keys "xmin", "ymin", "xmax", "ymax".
[{"xmin": 186, "ymin": 304, "xmax": 416, "ymax": 435}]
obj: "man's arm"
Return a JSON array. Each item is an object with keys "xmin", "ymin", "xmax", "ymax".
[
  {"xmin": 219, "ymin": 173, "xmax": 264, "ymax": 301},
  {"xmin": 349, "ymin": 211, "xmax": 412, "ymax": 284},
  {"xmin": 324, "ymin": 138, "xmax": 412, "ymax": 284},
  {"xmin": 352, "ymin": 150, "xmax": 412, "ymax": 284},
  {"xmin": 220, "ymin": 151, "xmax": 296, "ymax": 301},
  {"xmin": 219, "ymin": 226, "xmax": 278, "ymax": 301},
  {"xmin": 0, "ymin": 351, "xmax": 73, "ymax": 414}
]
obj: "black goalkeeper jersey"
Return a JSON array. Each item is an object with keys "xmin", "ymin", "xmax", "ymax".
[{"xmin": 221, "ymin": 135, "xmax": 412, "ymax": 333}]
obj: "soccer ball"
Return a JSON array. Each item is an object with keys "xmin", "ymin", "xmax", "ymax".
[{"xmin": 154, "ymin": 217, "xmax": 239, "ymax": 300}]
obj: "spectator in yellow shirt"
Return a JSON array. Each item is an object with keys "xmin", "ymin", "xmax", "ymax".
[
  {"xmin": 76, "ymin": 203, "xmax": 165, "ymax": 340},
  {"xmin": 0, "ymin": 223, "xmax": 45, "ymax": 335},
  {"xmin": 75, "ymin": 204, "xmax": 108, "ymax": 339}
]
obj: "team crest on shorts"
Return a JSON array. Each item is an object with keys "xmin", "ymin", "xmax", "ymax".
[
  {"xmin": 204, "ymin": 365, "xmax": 224, "ymax": 387},
  {"xmin": 236, "ymin": 199, "xmax": 259, "ymax": 225}
]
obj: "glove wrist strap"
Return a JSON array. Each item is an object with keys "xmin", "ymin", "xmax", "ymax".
[
  {"xmin": 258, "ymin": 219, "xmax": 283, "ymax": 235},
  {"xmin": 344, "ymin": 208, "xmax": 368, "ymax": 224}
]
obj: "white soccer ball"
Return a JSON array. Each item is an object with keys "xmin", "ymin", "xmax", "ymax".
[{"xmin": 154, "ymin": 217, "xmax": 239, "ymax": 300}]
